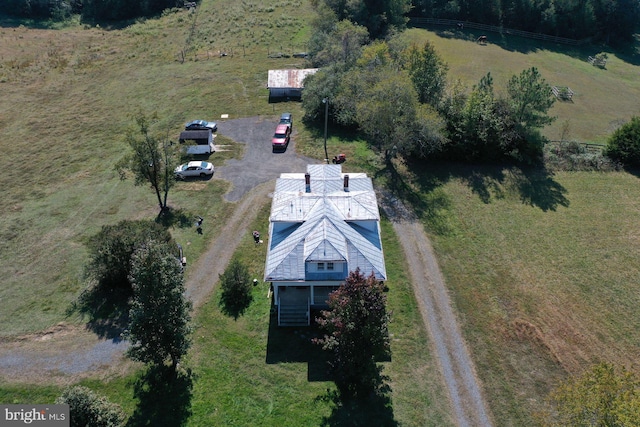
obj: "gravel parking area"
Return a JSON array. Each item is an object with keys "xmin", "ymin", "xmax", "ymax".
[{"xmin": 216, "ymin": 116, "xmax": 317, "ymax": 201}]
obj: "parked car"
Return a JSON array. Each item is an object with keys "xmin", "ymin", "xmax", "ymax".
[
  {"xmin": 185, "ymin": 119, "xmax": 217, "ymax": 132},
  {"xmin": 279, "ymin": 113, "xmax": 292, "ymax": 128},
  {"xmin": 272, "ymin": 123, "xmax": 291, "ymax": 149},
  {"xmin": 174, "ymin": 161, "xmax": 214, "ymax": 179}
]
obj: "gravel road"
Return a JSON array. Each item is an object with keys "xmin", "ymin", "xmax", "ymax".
[{"xmin": 378, "ymin": 191, "xmax": 494, "ymax": 427}]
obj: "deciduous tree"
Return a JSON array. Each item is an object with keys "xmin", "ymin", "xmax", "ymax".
[
  {"xmin": 115, "ymin": 113, "xmax": 178, "ymax": 212},
  {"xmin": 84, "ymin": 219, "xmax": 173, "ymax": 292},
  {"xmin": 541, "ymin": 362, "xmax": 640, "ymax": 426},
  {"xmin": 126, "ymin": 242, "xmax": 192, "ymax": 370},
  {"xmin": 404, "ymin": 41, "xmax": 449, "ymax": 107},
  {"xmin": 605, "ymin": 116, "xmax": 640, "ymax": 168},
  {"xmin": 314, "ymin": 269, "xmax": 391, "ymax": 399}
]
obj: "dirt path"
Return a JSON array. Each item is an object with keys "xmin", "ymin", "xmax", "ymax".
[{"xmin": 378, "ymin": 191, "xmax": 493, "ymax": 427}]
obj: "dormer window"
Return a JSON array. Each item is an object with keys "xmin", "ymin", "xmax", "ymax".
[
  {"xmin": 327, "ymin": 262, "xmax": 334, "ymax": 270},
  {"xmin": 317, "ymin": 262, "xmax": 325, "ymax": 271}
]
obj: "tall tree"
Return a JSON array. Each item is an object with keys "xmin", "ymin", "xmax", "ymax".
[
  {"xmin": 355, "ymin": 67, "xmax": 421, "ymax": 160},
  {"xmin": 85, "ymin": 219, "xmax": 174, "ymax": 292},
  {"xmin": 507, "ymin": 67, "xmax": 555, "ymax": 131},
  {"xmin": 308, "ymin": 18, "xmax": 370, "ymax": 68},
  {"xmin": 320, "ymin": 0, "xmax": 411, "ymax": 38},
  {"xmin": 404, "ymin": 41, "xmax": 449, "ymax": 107},
  {"xmin": 115, "ymin": 113, "xmax": 178, "ymax": 212},
  {"xmin": 314, "ymin": 269, "xmax": 391, "ymax": 398},
  {"xmin": 126, "ymin": 242, "xmax": 192, "ymax": 370}
]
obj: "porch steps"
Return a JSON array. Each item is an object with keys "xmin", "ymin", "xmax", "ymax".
[{"xmin": 279, "ymin": 305, "xmax": 309, "ymax": 326}]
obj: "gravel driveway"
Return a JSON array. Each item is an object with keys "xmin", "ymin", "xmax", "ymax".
[{"xmin": 216, "ymin": 116, "xmax": 316, "ymax": 202}]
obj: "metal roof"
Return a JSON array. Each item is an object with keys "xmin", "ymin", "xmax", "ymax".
[
  {"xmin": 267, "ymin": 69, "xmax": 319, "ymax": 89},
  {"xmin": 264, "ymin": 164, "xmax": 386, "ymax": 282}
]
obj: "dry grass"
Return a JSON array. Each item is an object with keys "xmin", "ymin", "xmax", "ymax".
[
  {"xmin": 0, "ymin": 0, "xmax": 311, "ymax": 336},
  {"xmin": 409, "ymin": 163, "xmax": 640, "ymax": 423}
]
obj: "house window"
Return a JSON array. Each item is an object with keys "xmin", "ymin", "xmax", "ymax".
[
  {"xmin": 317, "ymin": 262, "xmax": 324, "ymax": 271},
  {"xmin": 327, "ymin": 262, "xmax": 334, "ymax": 270}
]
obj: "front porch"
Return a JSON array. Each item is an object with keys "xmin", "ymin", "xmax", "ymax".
[{"xmin": 277, "ymin": 286, "xmax": 310, "ymax": 327}]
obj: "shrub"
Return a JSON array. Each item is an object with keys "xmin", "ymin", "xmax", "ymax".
[
  {"xmin": 56, "ymin": 386, "xmax": 126, "ymax": 427},
  {"xmin": 219, "ymin": 258, "xmax": 253, "ymax": 319},
  {"xmin": 605, "ymin": 116, "xmax": 640, "ymax": 168}
]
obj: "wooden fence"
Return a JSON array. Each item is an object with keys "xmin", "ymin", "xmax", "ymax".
[{"xmin": 409, "ymin": 17, "xmax": 589, "ymax": 46}]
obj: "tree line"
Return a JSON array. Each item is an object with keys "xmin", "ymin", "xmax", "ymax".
[
  {"xmin": 0, "ymin": 0, "xmax": 182, "ymax": 22},
  {"xmin": 5, "ymin": 0, "xmax": 638, "ymax": 45},
  {"xmin": 303, "ymin": 12, "xmax": 556, "ymax": 164},
  {"xmin": 412, "ymin": 0, "xmax": 640, "ymax": 44}
]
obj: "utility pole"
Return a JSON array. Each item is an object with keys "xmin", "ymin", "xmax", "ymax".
[{"xmin": 322, "ymin": 98, "xmax": 329, "ymax": 164}]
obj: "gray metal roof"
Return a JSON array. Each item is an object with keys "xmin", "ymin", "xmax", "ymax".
[
  {"xmin": 267, "ymin": 69, "xmax": 319, "ymax": 89},
  {"xmin": 264, "ymin": 164, "xmax": 386, "ymax": 282}
]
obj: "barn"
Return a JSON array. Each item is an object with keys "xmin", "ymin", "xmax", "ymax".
[{"xmin": 267, "ymin": 68, "xmax": 318, "ymax": 102}]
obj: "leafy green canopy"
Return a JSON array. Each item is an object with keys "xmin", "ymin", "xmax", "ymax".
[
  {"xmin": 56, "ymin": 385, "xmax": 126, "ymax": 427},
  {"xmin": 542, "ymin": 362, "xmax": 640, "ymax": 426},
  {"xmin": 126, "ymin": 242, "xmax": 192, "ymax": 369},
  {"xmin": 314, "ymin": 269, "xmax": 391, "ymax": 399},
  {"xmin": 606, "ymin": 117, "xmax": 640, "ymax": 168},
  {"xmin": 85, "ymin": 219, "xmax": 174, "ymax": 292}
]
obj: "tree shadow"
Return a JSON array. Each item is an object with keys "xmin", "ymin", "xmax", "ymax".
[
  {"xmin": 381, "ymin": 159, "xmax": 570, "ymax": 233},
  {"xmin": 127, "ymin": 365, "xmax": 194, "ymax": 427},
  {"xmin": 69, "ymin": 283, "xmax": 132, "ymax": 340},
  {"xmin": 156, "ymin": 207, "xmax": 193, "ymax": 229},
  {"xmin": 317, "ymin": 386, "xmax": 397, "ymax": 427},
  {"xmin": 265, "ymin": 312, "xmax": 330, "ymax": 382},
  {"xmin": 219, "ymin": 286, "xmax": 253, "ymax": 320}
]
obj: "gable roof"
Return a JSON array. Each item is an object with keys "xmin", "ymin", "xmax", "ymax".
[
  {"xmin": 264, "ymin": 164, "xmax": 386, "ymax": 282},
  {"xmin": 267, "ymin": 69, "xmax": 319, "ymax": 89}
]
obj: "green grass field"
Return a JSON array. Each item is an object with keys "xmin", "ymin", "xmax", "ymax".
[
  {"xmin": 2, "ymin": 2, "xmax": 640, "ymax": 425},
  {"xmin": 396, "ymin": 27, "xmax": 640, "ymax": 144}
]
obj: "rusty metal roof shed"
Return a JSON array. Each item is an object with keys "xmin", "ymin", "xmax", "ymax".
[{"xmin": 267, "ymin": 68, "xmax": 318, "ymax": 89}]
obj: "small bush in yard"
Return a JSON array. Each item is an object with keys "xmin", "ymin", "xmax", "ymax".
[
  {"xmin": 56, "ymin": 385, "xmax": 126, "ymax": 427},
  {"xmin": 606, "ymin": 116, "xmax": 640, "ymax": 168},
  {"xmin": 219, "ymin": 258, "xmax": 253, "ymax": 319}
]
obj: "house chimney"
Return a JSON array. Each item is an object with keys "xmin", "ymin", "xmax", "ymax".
[
  {"xmin": 343, "ymin": 174, "xmax": 349, "ymax": 192},
  {"xmin": 305, "ymin": 172, "xmax": 311, "ymax": 193}
]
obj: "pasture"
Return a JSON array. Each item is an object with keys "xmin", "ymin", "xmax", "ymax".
[
  {"xmin": 1, "ymin": 1, "xmax": 640, "ymax": 425},
  {"xmin": 397, "ymin": 27, "xmax": 640, "ymax": 144}
]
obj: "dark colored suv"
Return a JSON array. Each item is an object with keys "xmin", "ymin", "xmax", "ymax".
[{"xmin": 279, "ymin": 113, "xmax": 292, "ymax": 128}]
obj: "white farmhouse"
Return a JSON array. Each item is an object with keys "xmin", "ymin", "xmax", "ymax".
[{"xmin": 264, "ymin": 164, "xmax": 387, "ymax": 326}]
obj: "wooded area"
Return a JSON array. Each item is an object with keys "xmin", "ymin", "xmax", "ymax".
[
  {"xmin": 2, "ymin": 0, "xmax": 638, "ymax": 45},
  {"xmin": 411, "ymin": 0, "xmax": 640, "ymax": 44}
]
